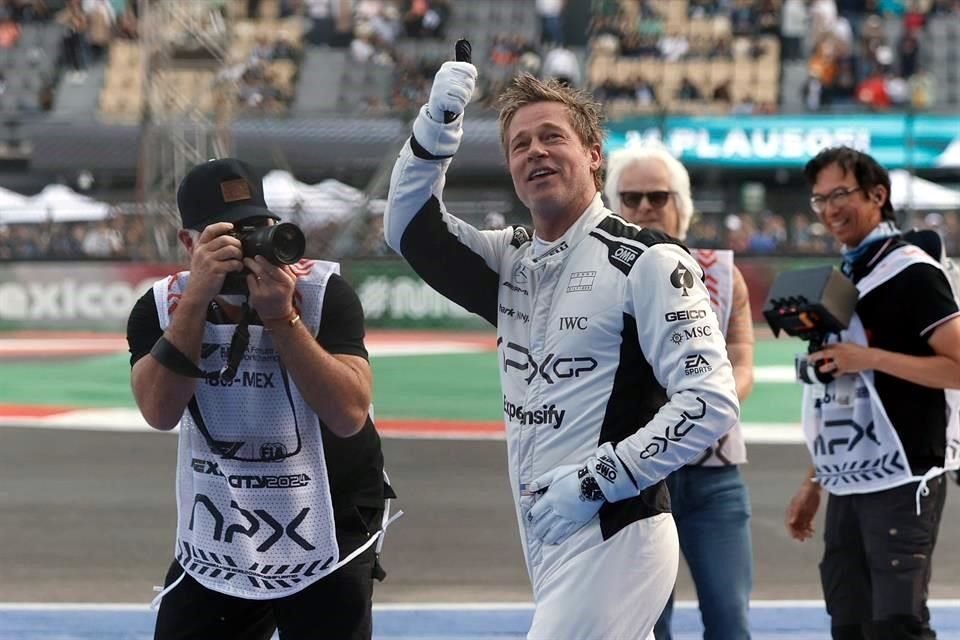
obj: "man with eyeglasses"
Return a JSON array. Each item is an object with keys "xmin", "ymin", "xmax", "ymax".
[
  {"xmin": 786, "ymin": 146, "xmax": 960, "ymax": 640},
  {"xmin": 605, "ymin": 143, "xmax": 755, "ymax": 640}
]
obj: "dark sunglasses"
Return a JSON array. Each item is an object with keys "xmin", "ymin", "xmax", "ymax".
[{"xmin": 619, "ymin": 190, "xmax": 674, "ymax": 209}]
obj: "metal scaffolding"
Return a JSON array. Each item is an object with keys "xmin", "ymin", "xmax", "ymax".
[{"xmin": 137, "ymin": 0, "xmax": 236, "ymax": 242}]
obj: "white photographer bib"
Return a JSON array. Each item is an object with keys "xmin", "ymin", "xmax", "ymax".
[
  {"xmin": 690, "ymin": 248, "xmax": 746, "ymax": 466},
  {"xmin": 802, "ymin": 246, "xmax": 960, "ymax": 504},
  {"xmin": 153, "ymin": 260, "xmax": 342, "ymax": 600}
]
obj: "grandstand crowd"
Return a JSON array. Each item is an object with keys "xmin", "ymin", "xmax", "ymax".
[
  {"xmin": 0, "ymin": 0, "xmax": 957, "ymax": 114},
  {"xmin": 3, "ymin": 200, "xmax": 959, "ymax": 262},
  {"xmin": 0, "ymin": 0, "xmax": 958, "ymax": 260}
]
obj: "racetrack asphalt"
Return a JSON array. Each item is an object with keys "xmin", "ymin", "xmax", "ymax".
[{"xmin": 1, "ymin": 427, "xmax": 958, "ymax": 604}]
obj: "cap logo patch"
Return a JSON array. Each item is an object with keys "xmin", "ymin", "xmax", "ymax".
[{"xmin": 220, "ymin": 178, "xmax": 251, "ymax": 202}]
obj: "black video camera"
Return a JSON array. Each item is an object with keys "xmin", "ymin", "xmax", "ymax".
[
  {"xmin": 763, "ymin": 265, "xmax": 859, "ymax": 385},
  {"xmin": 221, "ymin": 222, "xmax": 307, "ymax": 294}
]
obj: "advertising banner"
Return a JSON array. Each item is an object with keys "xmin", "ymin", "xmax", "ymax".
[
  {"xmin": 0, "ymin": 261, "xmax": 490, "ymax": 332},
  {"xmin": 346, "ymin": 260, "xmax": 490, "ymax": 330},
  {"xmin": 606, "ymin": 114, "xmax": 960, "ymax": 170},
  {"xmin": 0, "ymin": 263, "xmax": 179, "ymax": 332},
  {"xmin": 0, "ymin": 258, "xmax": 850, "ymax": 332}
]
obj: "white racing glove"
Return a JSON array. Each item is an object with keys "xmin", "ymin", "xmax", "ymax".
[
  {"xmin": 527, "ymin": 443, "xmax": 639, "ymax": 545},
  {"xmin": 426, "ymin": 61, "xmax": 477, "ymax": 122},
  {"xmin": 412, "ymin": 61, "xmax": 477, "ymax": 158}
]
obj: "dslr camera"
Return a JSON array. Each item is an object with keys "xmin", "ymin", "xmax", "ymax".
[
  {"xmin": 222, "ymin": 222, "xmax": 307, "ymax": 294},
  {"xmin": 763, "ymin": 265, "xmax": 858, "ymax": 385}
]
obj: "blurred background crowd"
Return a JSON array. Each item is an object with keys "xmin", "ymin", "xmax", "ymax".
[{"xmin": 0, "ymin": 0, "xmax": 958, "ymax": 262}]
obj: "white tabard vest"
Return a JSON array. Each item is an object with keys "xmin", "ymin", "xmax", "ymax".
[
  {"xmin": 802, "ymin": 245, "xmax": 960, "ymax": 505},
  {"xmin": 153, "ymin": 260, "xmax": 341, "ymax": 600},
  {"xmin": 690, "ymin": 248, "xmax": 747, "ymax": 466}
]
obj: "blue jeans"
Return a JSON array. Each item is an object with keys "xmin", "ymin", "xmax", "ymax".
[{"xmin": 654, "ymin": 465, "xmax": 753, "ymax": 640}]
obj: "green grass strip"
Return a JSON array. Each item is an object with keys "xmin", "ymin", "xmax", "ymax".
[{"xmin": 0, "ymin": 340, "xmax": 809, "ymax": 422}]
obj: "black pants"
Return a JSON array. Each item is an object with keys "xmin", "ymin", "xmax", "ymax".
[
  {"xmin": 821, "ymin": 477, "xmax": 947, "ymax": 640},
  {"xmin": 155, "ymin": 506, "xmax": 384, "ymax": 640}
]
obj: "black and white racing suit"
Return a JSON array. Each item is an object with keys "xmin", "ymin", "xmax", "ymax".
[{"xmin": 384, "ymin": 128, "xmax": 739, "ymax": 638}]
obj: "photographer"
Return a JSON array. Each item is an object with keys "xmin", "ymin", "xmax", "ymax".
[
  {"xmin": 785, "ymin": 147, "xmax": 960, "ymax": 640},
  {"xmin": 126, "ymin": 158, "xmax": 392, "ymax": 640}
]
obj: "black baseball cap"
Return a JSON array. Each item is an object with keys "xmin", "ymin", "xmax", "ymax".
[{"xmin": 176, "ymin": 157, "xmax": 280, "ymax": 231}]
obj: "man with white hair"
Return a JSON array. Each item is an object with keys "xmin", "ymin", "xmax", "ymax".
[{"xmin": 605, "ymin": 144, "xmax": 755, "ymax": 640}]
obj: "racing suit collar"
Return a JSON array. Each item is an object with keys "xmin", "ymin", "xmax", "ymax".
[{"xmin": 526, "ymin": 193, "xmax": 607, "ymax": 267}]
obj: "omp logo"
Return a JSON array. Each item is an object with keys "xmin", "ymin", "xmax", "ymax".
[
  {"xmin": 613, "ymin": 245, "xmax": 639, "ymax": 267},
  {"xmin": 566, "ymin": 271, "xmax": 596, "ymax": 292},
  {"xmin": 670, "ymin": 261, "xmax": 695, "ymax": 296},
  {"xmin": 206, "ymin": 372, "xmax": 276, "ymax": 388},
  {"xmin": 499, "ymin": 304, "xmax": 529, "ymax": 323},
  {"xmin": 664, "ymin": 309, "xmax": 708, "ymax": 322},
  {"xmin": 670, "ymin": 325, "xmax": 713, "ymax": 344},
  {"xmin": 501, "ymin": 341, "xmax": 598, "ymax": 384},
  {"xmin": 503, "ymin": 396, "xmax": 566, "ymax": 428},
  {"xmin": 593, "ymin": 454, "xmax": 618, "ymax": 483},
  {"xmin": 559, "ymin": 316, "xmax": 588, "ymax": 330},
  {"xmin": 502, "ymin": 281, "xmax": 529, "ymax": 296},
  {"xmin": 683, "ymin": 354, "xmax": 712, "ymax": 375}
]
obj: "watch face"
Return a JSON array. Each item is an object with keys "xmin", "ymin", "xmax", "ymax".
[{"xmin": 580, "ymin": 475, "xmax": 605, "ymax": 502}]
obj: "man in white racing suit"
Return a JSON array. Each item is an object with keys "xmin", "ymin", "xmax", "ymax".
[{"xmin": 383, "ymin": 64, "xmax": 740, "ymax": 639}]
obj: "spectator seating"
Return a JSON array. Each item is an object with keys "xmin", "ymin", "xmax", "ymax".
[
  {"xmin": 586, "ymin": 0, "xmax": 781, "ymax": 117},
  {"xmin": 929, "ymin": 16, "xmax": 960, "ymax": 107},
  {"xmin": 0, "ymin": 21, "xmax": 59, "ymax": 114},
  {"xmin": 99, "ymin": 14, "xmax": 305, "ymax": 122},
  {"xmin": 99, "ymin": 40, "xmax": 143, "ymax": 121}
]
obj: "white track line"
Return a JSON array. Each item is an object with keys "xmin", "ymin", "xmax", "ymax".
[
  {"xmin": 0, "ymin": 410, "xmax": 808, "ymax": 444},
  {"xmin": 3, "ymin": 600, "xmax": 960, "ymax": 611}
]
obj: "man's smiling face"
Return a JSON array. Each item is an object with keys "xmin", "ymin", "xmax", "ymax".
[
  {"xmin": 506, "ymin": 101, "xmax": 601, "ymax": 223},
  {"xmin": 811, "ymin": 161, "xmax": 884, "ymax": 247}
]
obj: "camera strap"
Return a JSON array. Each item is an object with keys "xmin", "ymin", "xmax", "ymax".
[
  {"xmin": 216, "ymin": 302, "xmax": 252, "ymax": 383},
  {"xmin": 151, "ymin": 303, "xmax": 254, "ymax": 383}
]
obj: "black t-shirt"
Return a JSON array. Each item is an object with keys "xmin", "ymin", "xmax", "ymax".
[
  {"xmin": 126, "ymin": 274, "xmax": 391, "ymax": 532},
  {"xmin": 850, "ymin": 240, "xmax": 959, "ymax": 470}
]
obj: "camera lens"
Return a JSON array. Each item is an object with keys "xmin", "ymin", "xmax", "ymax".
[
  {"xmin": 269, "ymin": 223, "xmax": 306, "ymax": 265},
  {"xmin": 241, "ymin": 223, "xmax": 306, "ymax": 266}
]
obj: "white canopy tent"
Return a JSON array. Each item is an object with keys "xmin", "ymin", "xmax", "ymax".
[
  {"xmin": 0, "ymin": 185, "xmax": 28, "ymax": 209},
  {"xmin": 0, "ymin": 184, "xmax": 112, "ymax": 224},
  {"xmin": 890, "ymin": 170, "xmax": 960, "ymax": 211},
  {"xmin": 0, "ymin": 174, "xmax": 379, "ymax": 226},
  {"xmin": 262, "ymin": 171, "xmax": 367, "ymax": 228}
]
